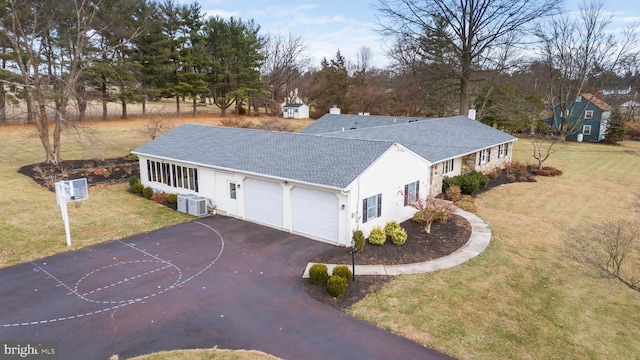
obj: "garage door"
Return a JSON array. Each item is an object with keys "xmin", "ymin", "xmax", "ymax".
[
  {"xmin": 244, "ymin": 178, "xmax": 283, "ymax": 228},
  {"xmin": 292, "ymin": 187, "xmax": 339, "ymax": 243}
]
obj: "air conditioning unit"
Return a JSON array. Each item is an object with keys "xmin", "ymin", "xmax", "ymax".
[
  {"xmin": 188, "ymin": 197, "xmax": 208, "ymax": 216},
  {"xmin": 177, "ymin": 194, "xmax": 198, "ymax": 213}
]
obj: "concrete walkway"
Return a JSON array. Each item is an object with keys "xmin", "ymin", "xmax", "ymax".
[{"xmin": 302, "ymin": 209, "xmax": 491, "ymax": 277}]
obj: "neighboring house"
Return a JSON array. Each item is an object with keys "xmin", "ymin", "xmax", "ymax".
[
  {"xmin": 131, "ymin": 114, "xmax": 516, "ymax": 245},
  {"xmin": 282, "ymin": 103, "xmax": 309, "ymax": 119},
  {"xmin": 602, "ymin": 85, "xmax": 632, "ymax": 96},
  {"xmin": 547, "ymin": 93, "xmax": 612, "ymax": 142}
]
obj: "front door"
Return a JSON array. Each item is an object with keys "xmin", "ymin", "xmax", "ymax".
[{"xmin": 228, "ymin": 182, "xmax": 238, "ymax": 216}]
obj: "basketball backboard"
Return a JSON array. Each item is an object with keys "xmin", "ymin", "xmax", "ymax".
[{"xmin": 55, "ymin": 178, "xmax": 89, "ymax": 205}]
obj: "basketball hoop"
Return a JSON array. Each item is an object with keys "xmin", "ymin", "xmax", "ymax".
[{"xmin": 54, "ymin": 178, "xmax": 89, "ymax": 246}]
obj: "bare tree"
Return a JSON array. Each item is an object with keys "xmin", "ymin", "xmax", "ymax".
[
  {"xmin": 377, "ymin": 0, "xmax": 560, "ymax": 116},
  {"xmin": 531, "ymin": 136, "xmax": 563, "ymax": 169},
  {"xmin": 536, "ymin": 0, "xmax": 640, "ymax": 138},
  {"xmin": 1, "ymin": 0, "xmax": 144, "ymax": 163},
  {"xmin": 567, "ymin": 220, "xmax": 640, "ymax": 292},
  {"xmin": 261, "ymin": 32, "xmax": 310, "ymax": 114}
]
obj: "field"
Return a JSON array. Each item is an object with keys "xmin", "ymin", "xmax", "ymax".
[{"xmin": 2, "ymin": 115, "xmax": 640, "ymax": 359}]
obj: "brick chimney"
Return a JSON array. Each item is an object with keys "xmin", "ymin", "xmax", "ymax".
[{"xmin": 595, "ymin": 91, "xmax": 604, "ymax": 100}]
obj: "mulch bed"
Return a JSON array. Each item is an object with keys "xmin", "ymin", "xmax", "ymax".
[
  {"xmin": 17, "ymin": 157, "xmax": 139, "ymax": 191},
  {"xmin": 303, "ymin": 216, "xmax": 471, "ymax": 311}
]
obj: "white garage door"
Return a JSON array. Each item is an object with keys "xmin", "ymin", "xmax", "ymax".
[
  {"xmin": 244, "ymin": 178, "xmax": 283, "ymax": 228},
  {"xmin": 292, "ymin": 187, "xmax": 339, "ymax": 243}
]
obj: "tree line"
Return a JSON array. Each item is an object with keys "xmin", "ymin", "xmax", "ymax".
[{"xmin": 0, "ymin": 0, "xmax": 638, "ymax": 163}]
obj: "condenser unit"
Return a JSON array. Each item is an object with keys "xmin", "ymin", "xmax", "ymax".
[
  {"xmin": 177, "ymin": 194, "xmax": 197, "ymax": 213},
  {"xmin": 188, "ymin": 197, "xmax": 208, "ymax": 216}
]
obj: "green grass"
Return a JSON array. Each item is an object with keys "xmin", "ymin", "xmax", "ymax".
[
  {"xmin": 349, "ymin": 139, "xmax": 640, "ymax": 359},
  {"xmin": 127, "ymin": 348, "xmax": 278, "ymax": 360},
  {"xmin": 0, "ymin": 119, "xmax": 196, "ymax": 268}
]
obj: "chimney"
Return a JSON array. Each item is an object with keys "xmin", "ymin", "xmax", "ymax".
[
  {"xmin": 329, "ymin": 105, "xmax": 341, "ymax": 114},
  {"xmin": 595, "ymin": 91, "xmax": 604, "ymax": 100},
  {"xmin": 468, "ymin": 108, "xmax": 476, "ymax": 120}
]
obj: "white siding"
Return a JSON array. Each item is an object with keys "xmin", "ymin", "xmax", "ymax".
[{"xmin": 345, "ymin": 145, "xmax": 432, "ymax": 238}]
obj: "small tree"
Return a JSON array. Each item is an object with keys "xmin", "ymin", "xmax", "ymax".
[
  {"xmin": 531, "ymin": 136, "xmax": 563, "ymax": 170},
  {"xmin": 566, "ymin": 220, "xmax": 640, "ymax": 292},
  {"xmin": 605, "ymin": 108, "xmax": 626, "ymax": 144},
  {"xmin": 411, "ymin": 197, "xmax": 457, "ymax": 233}
]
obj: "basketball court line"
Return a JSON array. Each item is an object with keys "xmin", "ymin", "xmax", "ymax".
[{"xmin": 1, "ymin": 221, "xmax": 224, "ymax": 327}]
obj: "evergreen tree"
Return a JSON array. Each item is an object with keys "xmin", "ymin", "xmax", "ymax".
[{"xmin": 606, "ymin": 108, "xmax": 626, "ymax": 144}]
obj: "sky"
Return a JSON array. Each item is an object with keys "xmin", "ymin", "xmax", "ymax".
[{"xmin": 181, "ymin": 0, "xmax": 640, "ymax": 69}]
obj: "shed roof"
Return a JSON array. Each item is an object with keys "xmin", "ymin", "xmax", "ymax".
[
  {"xmin": 303, "ymin": 115, "xmax": 517, "ymax": 163},
  {"xmin": 131, "ymin": 124, "xmax": 396, "ymax": 189}
]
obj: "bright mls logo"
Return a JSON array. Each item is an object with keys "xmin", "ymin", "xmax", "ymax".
[{"xmin": 1, "ymin": 342, "xmax": 57, "ymax": 359}]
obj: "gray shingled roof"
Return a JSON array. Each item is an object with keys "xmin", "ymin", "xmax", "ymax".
[
  {"xmin": 131, "ymin": 124, "xmax": 395, "ymax": 189},
  {"xmin": 310, "ymin": 115, "xmax": 518, "ymax": 163},
  {"xmin": 300, "ymin": 114, "xmax": 427, "ymax": 134}
]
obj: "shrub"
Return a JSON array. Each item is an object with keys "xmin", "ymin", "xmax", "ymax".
[
  {"xmin": 132, "ymin": 182, "xmax": 144, "ymax": 194},
  {"xmin": 389, "ymin": 227, "xmax": 408, "ymax": 245},
  {"xmin": 455, "ymin": 196, "xmax": 478, "ymax": 214},
  {"xmin": 443, "ymin": 170, "xmax": 489, "ymax": 194},
  {"xmin": 143, "ymin": 186, "xmax": 154, "ymax": 198},
  {"xmin": 411, "ymin": 197, "xmax": 458, "ymax": 233},
  {"xmin": 368, "ymin": 226, "xmax": 386, "ymax": 245},
  {"xmin": 220, "ymin": 118, "xmax": 254, "ymax": 128},
  {"xmin": 332, "ymin": 265, "xmax": 353, "ymax": 283},
  {"xmin": 151, "ymin": 191, "xmax": 169, "ymax": 203},
  {"xmin": 445, "ymin": 185, "xmax": 463, "ymax": 202},
  {"xmin": 352, "ymin": 230, "xmax": 365, "ymax": 254},
  {"xmin": 327, "ymin": 275, "xmax": 349, "ymax": 297},
  {"xmin": 167, "ymin": 193, "xmax": 178, "ymax": 204},
  {"xmin": 128, "ymin": 175, "xmax": 139, "ymax": 188},
  {"xmin": 384, "ymin": 221, "xmax": 401, "ymax": 237},
  {"xmin": 126, "ymin": 154, "xmax": 139, "ymax": 161},
  {"xmin": 626, "ymin": 122, "xmax": 640, "ymax": 140},
  {"xmin": 309, "ymin": 263, "xmax": 329, "ymax": 285}
]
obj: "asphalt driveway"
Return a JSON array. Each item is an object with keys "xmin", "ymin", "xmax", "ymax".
[{"xmin": 0, "ymin": 216, "xmax": 452, "ymax": 359}]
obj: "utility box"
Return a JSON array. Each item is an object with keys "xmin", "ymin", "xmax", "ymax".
[
  {"xmin": 188, "ymin": 197, "xmax": 208, "ymax": 216},
  {"xmin": 177, "ymin": 194, "xmax": 197, "ymax": 213}
]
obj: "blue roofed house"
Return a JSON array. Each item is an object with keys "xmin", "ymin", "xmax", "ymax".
[
  {"xmin": 548, "ymin": 93, "xmax": 612, "ymax": 142},
  {"xmin": 131, "ymin": 113, "xmax": 516, "ymax": 246}
]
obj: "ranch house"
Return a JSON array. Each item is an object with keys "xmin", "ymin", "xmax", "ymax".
[{"xmin": 131, "ymin": 114, "xmax": 516, "ymax": 246}]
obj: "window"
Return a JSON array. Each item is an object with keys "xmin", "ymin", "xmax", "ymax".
[
  {"xmin": 147, "ymin": 160, "xmax": 198, "ymax": 192},
  {"xmin": 443, "ymin": 159, "xmax": 454, "ymax": 174},
  {"xmin": 229, "ymin": 183, "xmax": 237, "ymax": 199},
  {"xmin": 583, "ymin": 125, "xmax": 592, "ymax": 136},
  {"xmin": 584, "ymin": 110, "xmax": 594, "ymax": 119},
  {"xmin": 478, "ymin": 149, "xmax": 490, "ymax": 165},
  {"xmin": 362, "ymin": 194, "xmax": 382, "ymax": 223},
  {"xmin": 404, "ymin": 181, "xmax": 419, "ymax": 206},
  {"xmin": 498, "ymin": 143, "xmax": 509, "ymax": 158}
]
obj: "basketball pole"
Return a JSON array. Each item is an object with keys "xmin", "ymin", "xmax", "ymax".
[{"xmin": 60, "ymin": 201, "xmax": 72, "ymax": 246}]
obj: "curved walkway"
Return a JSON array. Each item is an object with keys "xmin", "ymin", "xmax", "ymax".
[{"xmin": 302, "ymin": 208, "xmax": 491, "ymax": 277}]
